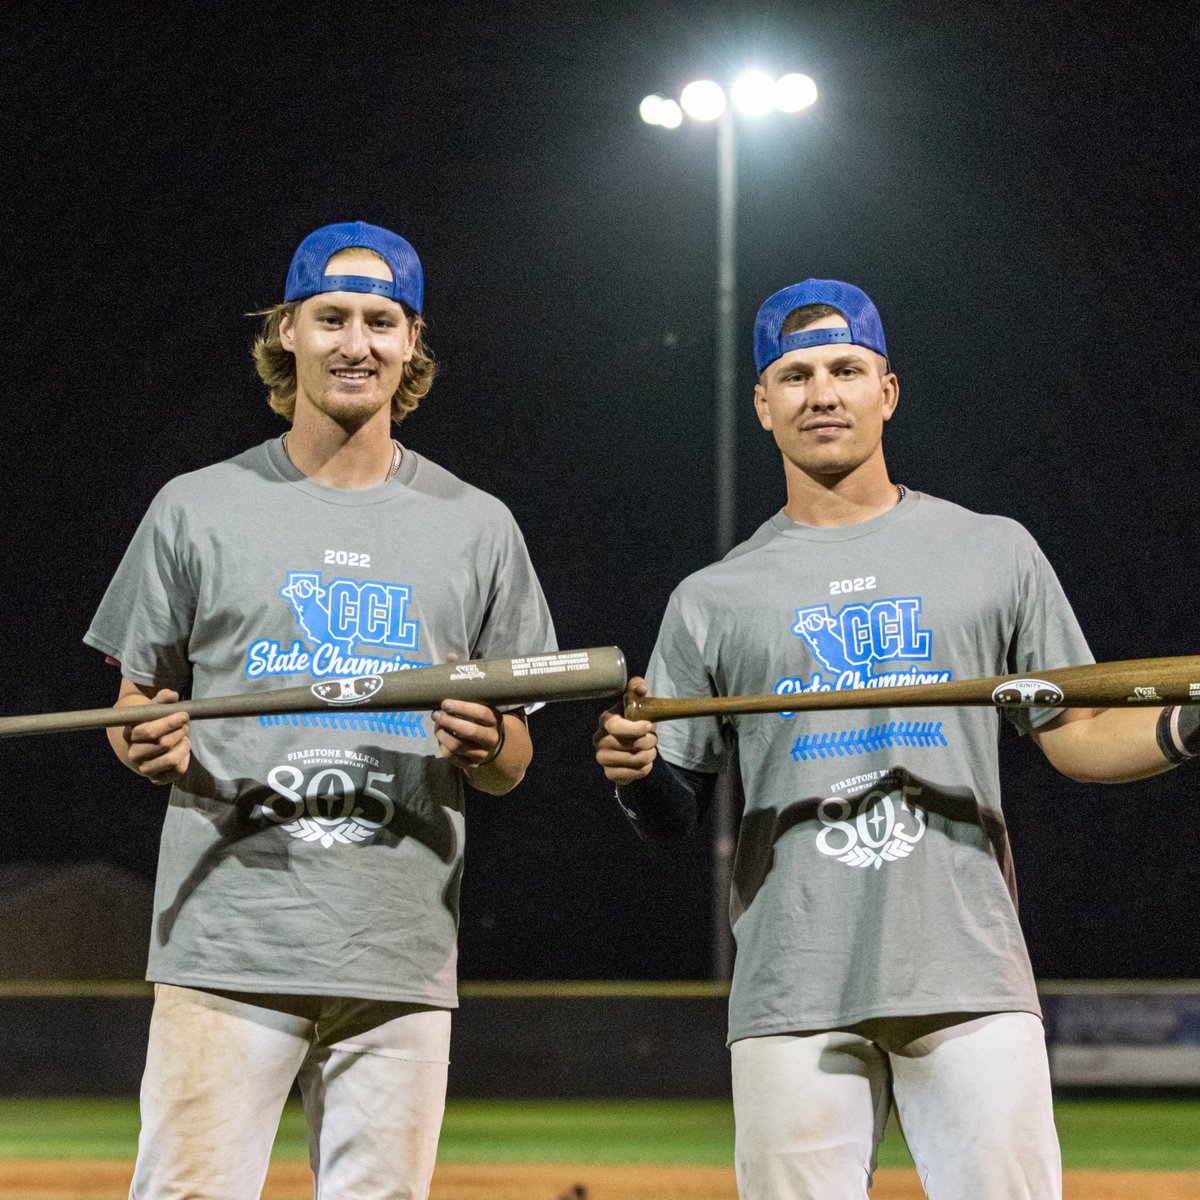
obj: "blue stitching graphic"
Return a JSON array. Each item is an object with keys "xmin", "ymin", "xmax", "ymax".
[
  {"xmin": 258, "ymin": 712, "xmax": 426, "ymax": 738},
  {"xmin": 789, "ymin": 721, "xmax": 948, "ymax": 761}
]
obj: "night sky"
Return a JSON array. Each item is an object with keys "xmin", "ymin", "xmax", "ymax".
[{"xmin": 1, "ymin": 1, "xmax": 1196, "ymax": 981}]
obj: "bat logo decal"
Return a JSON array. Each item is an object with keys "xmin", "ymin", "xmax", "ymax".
[
  {"xmin": 310, "ymin": 675, "xmax": 385, "ymax": 705},
  {"xmin": 991, "ymin": 679, "xmax": 1065, "ymax": 707}
]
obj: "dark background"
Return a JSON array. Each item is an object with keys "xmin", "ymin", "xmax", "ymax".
[{"xmin": 0, "ymin": 0, "xmax": 1196, "ymax": 981}]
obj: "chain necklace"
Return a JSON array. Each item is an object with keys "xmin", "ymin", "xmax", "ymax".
[{"xmin": 281, "ymin": 433, "xmax": 402, "ymax": 482}]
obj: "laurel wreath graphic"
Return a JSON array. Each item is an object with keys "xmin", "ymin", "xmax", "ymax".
[
  {"xmin": 281, "ymin": 816, "xmax": 377, "ymax": 849},
  {"xmin": 838, "ymin": 837, "xmax": 918, "ymax": 870}
]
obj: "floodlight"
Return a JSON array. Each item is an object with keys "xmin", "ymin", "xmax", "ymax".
[
  {"xmin": 774, "ymin": 73, "xmax": 818, "ymax": 113},
  {"xmin": 639, "ymin": 95, "xmax": 666, "ymax": 126},
  {"xmin": 658, "ymin": 98, "xmax": 683, "ymax": 128},
  {"xmin": 731, "ymin": 71, "xmax": 776, "ymax": 116},
  {"xmin": 680, "ymin": 80, "xmax": 726, "ymax": 122}
]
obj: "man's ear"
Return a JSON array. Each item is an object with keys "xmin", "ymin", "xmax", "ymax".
[
  {"xmin": 881, "ymin": 372, "xmax": 899, "ymax": 422},
  {"xmin": 754, "ymin": 381, "xmax": 773, "ymax": 431},
  {"xmin": 403, "ymin": 316, "xmax": 421, "ymax": 362}
]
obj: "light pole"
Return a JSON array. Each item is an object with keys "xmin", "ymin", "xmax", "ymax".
[{"xmin": 641, "ymin": 71, "xmax": 818, "ymax": 981}]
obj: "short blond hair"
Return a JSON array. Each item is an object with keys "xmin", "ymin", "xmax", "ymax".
[{"xmin": 252, "ymin": 301, "xmax": 436, "ymax": 423}]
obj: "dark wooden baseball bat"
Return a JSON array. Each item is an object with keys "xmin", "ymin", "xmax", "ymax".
[
  {"xmin": 0, "ymin": 647, "xmax": 627, "ymax": 739},
  {"xmin": 625, "ymin": 655, "xmax": 1200, "ymax": 723}
]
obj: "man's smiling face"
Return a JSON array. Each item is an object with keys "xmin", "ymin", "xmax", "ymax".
[{"xmin": 279, "ymin": 248, "xmax": 418, "ymax": 430}]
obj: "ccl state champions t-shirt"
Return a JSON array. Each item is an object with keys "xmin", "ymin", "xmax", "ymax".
[
  {"xmin": 646, "ymin": 491, "xmax": 1093, "ymax": 1043},
  {"xmin": 85, "ymin": 438, "xmax": 556, "ymax": 1006}
]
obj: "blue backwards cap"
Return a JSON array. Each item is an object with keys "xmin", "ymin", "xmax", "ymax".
[
  {"xmin": 284, "ymin": 221, "xmax": 423, "ymax": 313},
  {"xmin": 753, "ymin": 279, "xmax": 887, "ymax": 374}
]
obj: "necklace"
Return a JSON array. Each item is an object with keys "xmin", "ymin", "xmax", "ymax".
[
  {"xmin": 281, "ymin": 433, "xmax": 402, "ymax": 482},
  {"xmin": 896, "ymin": 483, "xmax": 907, "ymax": 503}
]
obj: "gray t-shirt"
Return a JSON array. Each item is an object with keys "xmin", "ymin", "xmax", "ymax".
[
  {"xmin": 86, "ymin": 438, "xmax": 556, "ymax": 1006},
  {"xmin": 647, "ymin": 491, "xmax": 1092, "ymax": 1043}
]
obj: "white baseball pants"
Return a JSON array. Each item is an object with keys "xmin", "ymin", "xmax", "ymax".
[
  {"xmin": 129, "ymin": 983, "xmax": 451, "ymax": 1200},
  {"xmin": 731, "ymin": 1011, "xmax": 1061, "ymax": 1199}
]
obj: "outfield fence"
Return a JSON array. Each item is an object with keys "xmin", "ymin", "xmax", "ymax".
[{"xmin": 0, "ymin": 980, "xmax": 1195, "ymax": 1097}]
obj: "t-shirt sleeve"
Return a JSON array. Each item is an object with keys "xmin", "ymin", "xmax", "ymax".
[
  {"xmin": 646, "ymin": 586, "xmax": 731, "ymax": 773},
  {"xmin": 83, "ymin": 486, "xmax": 197, "ymax": 691},
  {"xmin": 1004, "ymin": 529, "xmax": 1094, "ymax": 735},
  {"xmin": 469, "ymin": 512, "xmax": 557, "ymax": 663}
]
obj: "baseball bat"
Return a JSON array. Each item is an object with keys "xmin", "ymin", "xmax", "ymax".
[
  {"xmin": 0, "ymin": 647, "xmax": 627, "ymax": 740},
  {"xmin": 625, "ymin": 655, "xmax": 1200, "ymax": 723}
]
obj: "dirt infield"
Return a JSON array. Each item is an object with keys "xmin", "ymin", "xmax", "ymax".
[{"xmin": 0, "ymin": 1161, "xmax": 1197, "ymax": 1199}]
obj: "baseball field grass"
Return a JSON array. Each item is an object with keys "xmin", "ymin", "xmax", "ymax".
[{"xmin": 0, "ymin": 1095, "xmax": 1195, "ymax": 1168}]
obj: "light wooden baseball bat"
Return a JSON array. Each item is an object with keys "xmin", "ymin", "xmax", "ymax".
[
  {"xmin": 625, "ymin": 655, "xmax": 1200, "ymax": 723},
  {"xmin": 0, "ymin": 647, "xmax": 628, "ymax": 740}
]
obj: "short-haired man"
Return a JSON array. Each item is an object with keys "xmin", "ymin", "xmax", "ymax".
[
  {"xmin": 88, "ymin": 221, "xmax": 556, "ymax": 1199},
  {"xmin": 595, "ymin": 279, "xmax": 1198, "ymax": 1199}
]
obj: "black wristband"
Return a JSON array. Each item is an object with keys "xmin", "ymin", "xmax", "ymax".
[{"xmin": 1156, "ymin": 706, "xmax": 1200, "ymax": 765}]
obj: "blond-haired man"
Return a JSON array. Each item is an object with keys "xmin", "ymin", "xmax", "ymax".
[{"xmin": 88, "ymin": 222, "xmax": 556, "ymax": 1199}]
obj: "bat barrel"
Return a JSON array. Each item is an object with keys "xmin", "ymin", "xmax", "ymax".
[
  {"xmin": 408, "ymin": 646, "xmax": 629, "ymax": 710},
  {"xmin": 625, "ymin": 654, "xmax": 1200, "ymax": 723}
]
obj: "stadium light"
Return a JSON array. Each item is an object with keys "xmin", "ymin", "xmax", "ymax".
[
  {"xmin": 638, "ymin": 94, "xmax": 683, "ymax": 129},
  {"xmin": 731, "ymin": 70, "xmax": 776, "ymax": 116},
  {"xmin": 775, "ymin": 72, "xmax": 819, "ymax": 113},
  {"xmin": 637, "ymin": 69, "xmax": 818, "ymax": 983},
  {"xmin": 680, "ymin": 79, "xmax": 727, "ymax": 122},
  {"xmin": 640, "ymin": 72, "xmax": 817, "ymax": 132}
]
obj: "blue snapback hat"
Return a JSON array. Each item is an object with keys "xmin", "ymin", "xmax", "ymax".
[
  {"xmin": 753, "ymin": 279, "xmax": 887, "ymax": 374},
  {"xmin": 284, "ymin": 221, "xmax": 424, "ymax": 313}
]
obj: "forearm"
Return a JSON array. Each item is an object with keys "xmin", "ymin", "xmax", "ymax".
[
  {"xmin": 106, "ymin": 690, "xmax": 156, "ymax": 774},
  {"xmin": 616, "ymin": 759, "xmax": 715, "ymax": 842},
  {"xmin": 104, "ymin": 678, "xmax": 191, "ymax": 784},
  {"xmin": 1033, "ymin": 706, "xmax": 1179, "ymax": 783},
  {"xmin": 462, "ymin": 712, "xmax": 532, "ymax": 795}
]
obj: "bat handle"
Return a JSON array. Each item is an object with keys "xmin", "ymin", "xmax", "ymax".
[{"xmin": 623, "ymin": 687, "xmax": 652, "ymax": 723}]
